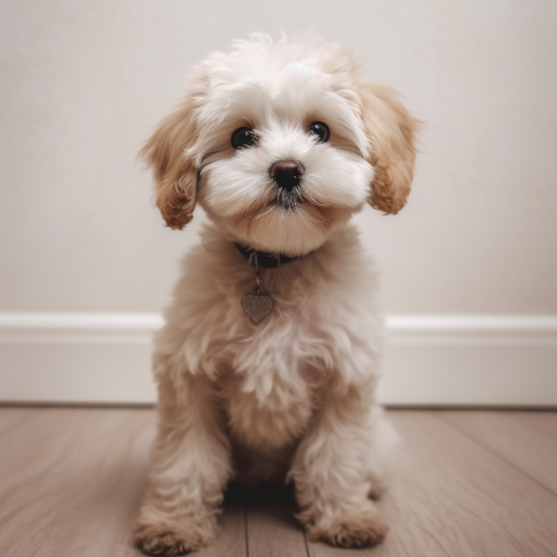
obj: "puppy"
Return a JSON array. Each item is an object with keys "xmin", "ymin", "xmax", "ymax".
[{"xmin": 134, "ymin": 34, "xmax": 417, "ymax": 555}]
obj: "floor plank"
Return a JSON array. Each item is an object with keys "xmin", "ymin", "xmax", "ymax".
[
  {"xmin": 195, "ymin": 504, "xmax": 247, "ymax": 557},
  {"xmin": 0, "ymin": 407, "xmax": 38, "ymax": 437},
  {"xmin": 0, "ymin": 408, "xmax": 155, "ymax": 557},
  {"xmin": 442, "ymin": 411, "xmax": 557, "ymax": 495},
  {"xmin": 308, "ymin": 411, "xmax": 557, "ymax": 557},
  {"xmin": 247, "ymin": 502, "xmax": 308, "ymax": 557}
]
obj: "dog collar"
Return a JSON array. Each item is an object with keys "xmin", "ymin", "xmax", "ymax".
[
  {"xmin": 234, "ymin": 243, "xmax": 300, "ymax": 269},
  {"xmin": 235, "ymin": 243, "xmax": 307, "ymax": 324}
]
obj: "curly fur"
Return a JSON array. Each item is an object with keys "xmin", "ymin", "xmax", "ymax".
[{"xmin": 134, "ymin": 33, "xmax": 417, "ymax": 554}]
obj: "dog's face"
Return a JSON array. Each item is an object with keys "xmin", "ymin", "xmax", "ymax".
[{"xmin": 142, "ymin": 35, "xmax": 417, "ymax": 256}]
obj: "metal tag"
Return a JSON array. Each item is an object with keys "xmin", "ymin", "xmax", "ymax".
[{"xmin": 241, "ymin": 294, "xmax": 273, "ymax": 324}]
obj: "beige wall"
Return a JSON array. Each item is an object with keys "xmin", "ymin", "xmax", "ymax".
[{"xmin": 1, "ymin": 0, "xmax": 556, "ymax": 315}]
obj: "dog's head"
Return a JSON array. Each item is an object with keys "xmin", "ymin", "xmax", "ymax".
[{"xmin": 141, "ymin": 34, "xmax": 417, "ymax": 256}]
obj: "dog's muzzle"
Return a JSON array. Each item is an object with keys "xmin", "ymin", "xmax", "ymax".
[{"xmin": 270, "ymin": 160, "xmax": 305, "ymax": 209}]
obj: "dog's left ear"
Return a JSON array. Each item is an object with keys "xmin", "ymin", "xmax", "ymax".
[
  {"xmin": 358, "ymin": 83, "xmax": 418, "ymax": 215},
  {"xmin": 139, "ymin": 98, "xmax": 198, "ymax": 230}
]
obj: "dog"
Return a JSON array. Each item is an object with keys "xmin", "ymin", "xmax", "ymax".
[{"xmin": 134, "ymin": 33, "xmax": 417, "ymax": 555}]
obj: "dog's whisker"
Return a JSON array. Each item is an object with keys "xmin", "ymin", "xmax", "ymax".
[{"xmin": 252, "ymin": 206, "xmax": 274, "ymax": 222}]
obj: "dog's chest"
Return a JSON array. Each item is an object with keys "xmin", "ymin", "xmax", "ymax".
[
  {"xmin": 217, "ymin": 310, "xmax": 325, "ymax": 452},
  {"xmin": 221, "ymin": 371, "xmax": 315, "ymax": 454}
]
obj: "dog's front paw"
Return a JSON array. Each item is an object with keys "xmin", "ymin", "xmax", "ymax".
[
  {"xmin": 305, "ymin": 503, "xmax": 388, "ymax": 549},
  {"xmin": 134, "ymin": 518, "xmax": 216, "ymax": 556}
]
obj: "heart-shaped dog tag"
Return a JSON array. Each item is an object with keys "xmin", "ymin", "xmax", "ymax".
[{"xmin": 242, "ymin": 294, "xmax": 273, "ymax": 323}]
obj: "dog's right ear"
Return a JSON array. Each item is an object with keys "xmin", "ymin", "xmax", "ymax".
[{"xmin": 139, "ymin": 98, "xmax": 198, "ymax": 230}]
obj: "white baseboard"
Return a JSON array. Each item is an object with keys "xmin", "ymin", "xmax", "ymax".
[{"xmin": 1, "ymin": 313, "xmax": 556, "ymax": 406}]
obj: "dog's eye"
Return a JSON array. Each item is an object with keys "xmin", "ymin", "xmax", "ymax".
[
  {"xmin": 231, "ymin": 127, "xmax": 256, "ymax": 149},
  {"xmin": 308, "ymin": 122, "xmax": 330, "ymax": 143}
]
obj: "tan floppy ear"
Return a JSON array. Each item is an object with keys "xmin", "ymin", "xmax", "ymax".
[
  {"xmin": 139, "ymin": 98, "xmax": 198, "ymax": 230},
  {"xmin": 358, "ymin": 83, "xmax": 418, "ymax": 214}
]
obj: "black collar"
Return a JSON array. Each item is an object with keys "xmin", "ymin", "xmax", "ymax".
[{"xmin": 234, "ymin": 243, "xmax": 300, "ymax": 269}]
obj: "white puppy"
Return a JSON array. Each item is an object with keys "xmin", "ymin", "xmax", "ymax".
[{"xmin": 134, "ymin": 33, "xmax": 417, "ymax": 555}]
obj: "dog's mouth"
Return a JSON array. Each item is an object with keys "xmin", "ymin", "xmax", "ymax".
[
  {"xmin": 237, "ymin": 180, "xmax": 339, "ymax": 234},
  {"xmin": 274, "ymin": 186, "xmax": 304, "ymax": 210}
]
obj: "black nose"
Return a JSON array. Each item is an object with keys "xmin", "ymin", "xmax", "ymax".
[{"xmin": 270, "ymin": 160, "xmax": 304, "ymax": 191}]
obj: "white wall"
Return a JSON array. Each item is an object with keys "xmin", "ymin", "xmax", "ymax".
[{"xmin": 1, "ymin": 0, "xmax": 556, "ymax": 404}]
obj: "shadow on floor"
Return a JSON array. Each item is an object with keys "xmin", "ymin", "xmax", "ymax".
[{"xmin": 223, "ymin": 481, "xmax": 297, "ymax": 505}]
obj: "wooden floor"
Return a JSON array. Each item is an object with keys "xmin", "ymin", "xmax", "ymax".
[{"xmin": 0, "ymin": 408, "xmax": 556, "ymax": 557}]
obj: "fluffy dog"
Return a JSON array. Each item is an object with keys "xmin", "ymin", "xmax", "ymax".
[{"xmin": 134, "ymin": 34, "xmax": 417, "ymax": 555}]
